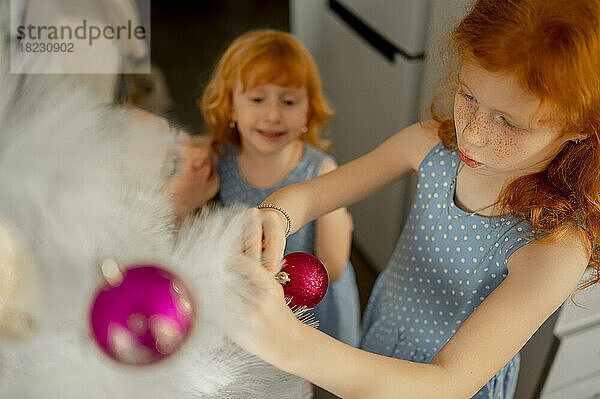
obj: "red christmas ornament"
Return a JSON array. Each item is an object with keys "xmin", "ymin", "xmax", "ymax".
[
  {"xmin": 276, "ymin": 252, "xmax": 328, "ymax": 308},
  {"xmin": 89, "ymin": 262, "xmax": 196, "ymax": 366}
]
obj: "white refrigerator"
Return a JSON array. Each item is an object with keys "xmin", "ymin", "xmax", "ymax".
[{"xmin": 292, "ymin": 0, "xmax": 434, "ymax": 271}]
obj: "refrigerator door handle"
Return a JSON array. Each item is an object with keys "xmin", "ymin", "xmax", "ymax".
[{"xmin": 328, "ymin": 0, "xmax": 426, "ymax": 63}]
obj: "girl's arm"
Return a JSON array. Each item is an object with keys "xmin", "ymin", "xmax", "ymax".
[
  {"xmin": 258, "ymin": 121, "xmax": 440, "ymax": 271},
  {"xmin": 314, "ymin": 158, "xmax": 353, "ymax": 283},
  {"xmin": 234, "ymin": 226, "xmax": 589, "ymax": 399}
]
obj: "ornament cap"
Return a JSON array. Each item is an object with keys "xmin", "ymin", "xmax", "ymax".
[
  {"xmin": 100, "ymin": 258, "xmax": 123, "ymax": 286},
  {"xmin": 275, "ymin": 271, "xmax": 291, "ymax": 285}
]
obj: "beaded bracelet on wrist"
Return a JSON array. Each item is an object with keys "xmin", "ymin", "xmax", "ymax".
[{"xmin": 257, "ymin": 203, "xmax": 291, "ymax": 238}]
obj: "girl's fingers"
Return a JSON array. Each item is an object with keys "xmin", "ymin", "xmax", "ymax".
[
  {"xmin": 244, "ymin": 219, "xmax": 263, "ymax": 262},
  {"xmin": 246, "ymin": 256, "xmax": 284, "ymax": 295},
  {"xmin": 243, "ymin": 208, "xmax": 287, "ymax": 274},
  {"xmin": 244, "ymin": 208, "xmax": 263, "ymax": 262},
  {"xmin": 260, "ymin": 211, "xmax": 286, "ymax": 274}
]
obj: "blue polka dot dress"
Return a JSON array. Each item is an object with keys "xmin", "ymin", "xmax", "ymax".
[
  {"xmin": 360, "ymin": 143, "xmax": 533, "ymax": 398},
  {"xmin": 217, "ymin": 142, "xmax": 361, "ymax": 346}
]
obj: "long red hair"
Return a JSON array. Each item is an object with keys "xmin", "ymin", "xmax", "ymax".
[
  {"xmin": 431, "ymin": 0, "xmax": 600, "ymax": 288},
  {"xmin": 201, "ymin": 29, "xmax": 333, "ymax": 155}
]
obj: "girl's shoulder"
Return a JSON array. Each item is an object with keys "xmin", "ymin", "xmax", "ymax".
[
  {"xmin": 301, "ymin": 142, "xmax": 337, "ymax": 176},
  {"xmin": 302, "ymin": 142, "xmax": 334, "ymax": 163},
  {"xmin": 385, "ymin": 120, "xmax": 444, "ymax": 174},
  {"xmin": 408, "ymin": 120, "xmax": 444, "ymax": 172},
  {"xmin": 508, "ymin": 225, "xmax": 589, "ymax": 277}
]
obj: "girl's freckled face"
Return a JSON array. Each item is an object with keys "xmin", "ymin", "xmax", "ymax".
[{"xmin": 453, "ymin": 60, "xmax": 569, "ymax": 177}]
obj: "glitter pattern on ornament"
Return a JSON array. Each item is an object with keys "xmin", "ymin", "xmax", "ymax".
[{"xmin": 277, "ymin": 252, "xmax": 329, "ymax": 309}]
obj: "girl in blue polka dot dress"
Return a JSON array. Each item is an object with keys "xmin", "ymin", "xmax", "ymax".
[
  {"xmin": 201, "ymin": 30, "xmax": 360, "ymax": 346},
  {"xmin": 229, "ymin": 1, "xmax": 600, "ymax": 398}
]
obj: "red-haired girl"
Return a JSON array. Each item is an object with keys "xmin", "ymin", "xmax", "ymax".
[
  {"xmin": 201, "ymin": 30, "xmax": 360, "ymax": 346},
  {"xmin": 230, "ymin": 1, "xmax": 600, "ymax": 397}
]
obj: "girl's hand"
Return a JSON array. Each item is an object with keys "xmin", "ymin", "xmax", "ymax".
[
  {"xmin": 232, "ymin": 208, "xmax": 301, "ymax": 364},
  {"xmin": 164, "ymin": 135, "xmax": 217, "ymax": 217},
  {"xmin": 229, "ymin": 251, "xmax": 302, "ymax": 366},
  {"xmin": 244, "ymin": 207, "xmax": 289, "ymax": 273}
]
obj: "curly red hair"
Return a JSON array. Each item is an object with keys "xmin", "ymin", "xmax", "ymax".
[
  {"xmin": 431, "ymin": 0, "xmax": 600, "ymax": 288},
  {"xmin": 201, "ymin": 29, "xmax": 333, "ymax": 155}
]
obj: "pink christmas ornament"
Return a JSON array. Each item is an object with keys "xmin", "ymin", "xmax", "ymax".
[
  {"xmin": 89, "ymin": 262, "xmax": 195, "ymax": 366},
  {"xmin": 277, "ymin": 252, "xmax": 328, "ymax": 309}
]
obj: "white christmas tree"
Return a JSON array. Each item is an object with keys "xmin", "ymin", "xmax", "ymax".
[{"xmin": 0, "ymin": 1, "xmax": 313, "ymax": 397}]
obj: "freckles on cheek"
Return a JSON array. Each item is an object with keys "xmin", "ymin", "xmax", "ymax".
[
  {"xmin": 453, "ymin": 99, "xmax": 471, "ymax": 131},
  {"xmin": 491, "ymin": 134, "xmax": 518, "ymax": 160}
]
